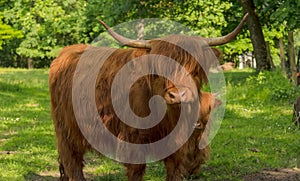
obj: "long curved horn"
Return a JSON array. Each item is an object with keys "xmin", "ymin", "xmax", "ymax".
[
  {"xmin": 204, "ymin": 13, "xmax": 248, "ymax": 46},
  {"xmin": 99, "ymin": 20, "xmax": 151, "ymax": 49}
]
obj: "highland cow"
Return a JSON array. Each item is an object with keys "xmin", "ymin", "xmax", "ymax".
[{"xmin": 49, "ymin": 14, "xmax": 247, "ymax": 181}]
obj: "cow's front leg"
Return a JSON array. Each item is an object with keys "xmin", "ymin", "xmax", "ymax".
[
  {"xmin": 164, "ymin": 157, "xmax": 184, "ymax": 181},
  {"xmin": 124, "ymin": 163, "xmax": 146, "ymax": 181}
]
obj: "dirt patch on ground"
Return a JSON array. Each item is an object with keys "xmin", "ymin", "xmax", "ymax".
[{"xmin": 243, "ymin": 168, "xmax": 300, "ymax": 181}]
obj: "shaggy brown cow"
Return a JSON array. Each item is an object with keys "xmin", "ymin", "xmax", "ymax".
[{"xmin": 50, "ymin": 14, "xmax": 247, "ymax": 181}]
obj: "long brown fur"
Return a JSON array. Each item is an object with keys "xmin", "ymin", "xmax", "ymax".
[{"xmin": 49, "ymin": 35, "xmax": 219, "ymax": 181}]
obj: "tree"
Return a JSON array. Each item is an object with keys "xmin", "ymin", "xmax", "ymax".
[
  {"xmin": 288, "ymin": 32, "xmax": 297, "ymax": 85},
  {"xmin": 3, "ymin": 0, "xmax": 89, "ymax": 68},
  {"xmin": 239, "ymin": 0, "xmax": 271, "ymax": 71},
  {"xmin": 0, "ymin": 0, "xmax": 23, "ymax": 67},
  {"xmin": 279, "ymin": 38, "xmax": 286, "ymax": 77},
  {"xmin": 271, "ymin": 0, "xmax": 300, "ymax": 85}
]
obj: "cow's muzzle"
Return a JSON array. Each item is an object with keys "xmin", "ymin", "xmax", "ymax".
[{"xmin": 164, "ymin": 87, "xmax": 195, "ymax": 104}]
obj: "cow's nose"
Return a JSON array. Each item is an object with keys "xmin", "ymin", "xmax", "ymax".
[{"xmin": 164, "ymin": 87, "xmax": 193, "ymax": 104}]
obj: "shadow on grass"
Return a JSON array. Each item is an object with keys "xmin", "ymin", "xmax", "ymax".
[
  {"xmin": 25, "ymin": 172, "xmax": 58, "ymax": 181},
  {"xmin": 25, "ymin": 171, "xmax": 126, "ymax": 181},
  {"xmin": 224, "ymin": 70, "xmax": 257, "ymax": 85}
]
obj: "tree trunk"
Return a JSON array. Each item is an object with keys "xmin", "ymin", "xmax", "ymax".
[
  {"xmin": 252, "ymin": 52, "xmax": 256, "ymax": 68},
  {"xmin": 297, "ymin": 49, "xmax": 300, "ymax": 72},
  {"xmin": 229, "ymin": 53, "xmax": 237, "ymax": 63},
  {"xmin": 293, "ymin": 97, "xmax": 300, "ymax": 126},
  {"xmin": 136, "ymin": 19, "xmax": 145, "ymax": 40},
  {"xmin": 239, "ymin": 0, "xmax": 271, "ymax": 71},
  {"xmin": 27, "ymin": 58, "xmax": 34, "ymax": 69},
  {"xmin": 279, "ymin": 38, "xmax": 286, "ymax": 77},
  {"xmin": 265, "ymin": 41, "xmax": 275, "ymax": 70},
  {"xmin": 288, "ymin": 31, "xmax": 297, "ymax": 85}
]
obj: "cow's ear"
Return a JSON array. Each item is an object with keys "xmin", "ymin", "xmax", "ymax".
[
  {"xmin": 211, "ymin": 48, "xmax": 222, "ymax": 59},
  {"xmin": 213, "ymin": 98, "xmax": 222, "ymax": 108},
  {"xmin": 132, "ymin": 48, "xmax": 150, "ymax": 58}
]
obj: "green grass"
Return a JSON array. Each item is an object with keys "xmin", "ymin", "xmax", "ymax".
[
  {"xmin": 0, "ymin": 68, "xmax": 56, "ymax": 180},
  {"xmin": 0, "ymin": 68, "xmax": 299, "ymax": 180}
]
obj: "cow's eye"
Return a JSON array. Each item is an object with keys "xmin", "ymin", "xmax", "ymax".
[{"xmin": 168, "ymin": 92, "xmax": 176, "ymax": 99}]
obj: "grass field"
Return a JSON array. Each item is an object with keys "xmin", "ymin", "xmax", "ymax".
[{"xmin": 0, "ymin": 68, "xmax": 299, "ymax": 180}]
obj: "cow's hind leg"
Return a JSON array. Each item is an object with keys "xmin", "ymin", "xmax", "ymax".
[
  {"xmin": 57, "ymin": 133, "xmax": 87, "ymax": 181},
  {"xmin": 124, "ymin": 163, "xmax": 146, "ymax": 181},
  {"xmin": 58, "ymin": 157, "xmax": 69, "ymax": 181}
]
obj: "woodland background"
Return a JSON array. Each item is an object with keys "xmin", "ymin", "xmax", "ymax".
[{"xmin": 0, "ymin": 0, "xmax": 299, "ymax": 79}]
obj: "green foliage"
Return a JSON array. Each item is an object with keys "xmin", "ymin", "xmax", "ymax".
[
  {"xmin": 270, "ymin": 0, "xmax": 300, "ymax": 30},
  {"xmin": 2, "ymin": 0, "xmax": 89, "ymax": 67},
  {"xmin": 222, "ymin": 32, "xmax": 253, "ymax": 56},
  {"xmin": 0, "ymin": 13, "xmax": 23, "ymax": 49},
  {"xmin": 99, "ymin": 0, "xmax": 233, "ymax": 37},
  {"xmin": 245, "ymin": 70, "xmax": 300, "ymax": 102},
  {"xmin": 0, "ymin": 0, "xmax": 299, "ymax": 68},
  {"xmin": 223, "ymin": 0, "xmax": 300, "ymax": 65},
  {"xmin": 92, "ymin": 0, "xmax": 253, "ymax": 63}
]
